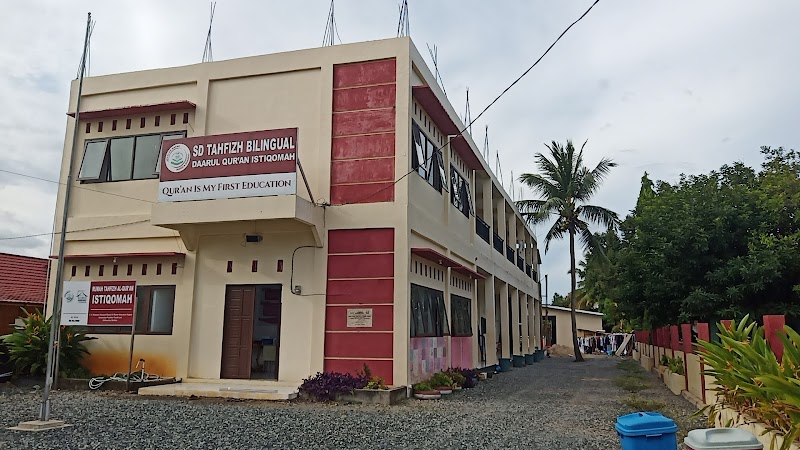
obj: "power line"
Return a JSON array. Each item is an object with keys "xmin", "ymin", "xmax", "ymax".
[
  {"xmin": 338, "ymin": 0, "xmax": 601, "ymax": 206},
  {"xmin": 0, "ymin": 169, "xmax": 156, "ymax": 204},
  {"xmin": 0, "ymin": 220, "xmax": 151, "ymax": 241}
]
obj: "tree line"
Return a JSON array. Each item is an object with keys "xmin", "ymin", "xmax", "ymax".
[{"xmin": 580, "ymin": 146, "xmax": 800, "ymax": 329}]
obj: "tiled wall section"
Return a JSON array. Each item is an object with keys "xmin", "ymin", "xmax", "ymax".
[
  {"xmin": 450, "ymin": 336, "xmax": 473, "ymax": 369},
  {"xmin": 324, "ymin": 228, "xmax": 395, "ymax": 384},
  {"xmin": 409, "ymin": 336, "xmax": 448, "ymax": 384},
  {"xmin": 330, "ymin": 59, "xmax": 397, "ymax": 205}
]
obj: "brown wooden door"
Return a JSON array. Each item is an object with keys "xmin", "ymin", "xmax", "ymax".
[{"xmin": 221, "ymin": 286, "xmax": 255, "ymax": 379}]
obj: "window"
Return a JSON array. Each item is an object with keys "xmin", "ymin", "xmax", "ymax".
[
  {"xmin": 78, "ymin": 131, "xmax": 186, "ymax": 182},
  {"xmin": 450, "ymin": 294, "xmax": 472, "ymax": 337},
  {"xmin": 86, "ymin": 285, "xmax": 175, "ymax": 335},
  {"xmin": 410, "ymin": 284, "xmax": 449, "ymax": 337},
  {"xmin": 411, "ymin": 122, "xmax": 446, "ymax": 192},
  {"xmin": 450, "ymin": 165, "xmax": 473, "ymax": 217}
]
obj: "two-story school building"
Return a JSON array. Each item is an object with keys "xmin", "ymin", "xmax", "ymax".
[{"xmin": 49, "ymin": 36, "xmax": 542, "ymax": 387}]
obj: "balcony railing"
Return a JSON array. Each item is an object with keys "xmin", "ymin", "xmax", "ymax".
[
  {"xmin": 506, "ymin": 246, "xmax": 515, "ymax": 263},
  {"xmin": 476, "ymin": 216, "xmax": 490, "ymax": 244},
  {"xmin": 493, "ymin": 233, "xmax": 504, "ymax": 254}
]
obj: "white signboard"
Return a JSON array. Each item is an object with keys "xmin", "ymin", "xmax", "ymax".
[
  {"xmin": 158, "ymin": 173, "xmax": 297, "ymax": 202},
  {"xmin": 346, "ymin": 308, "xmax": 373, "ymax": 328},
  {"xmin": 60, "ymin": 281, "xmax": 90, "ymax": 326}
]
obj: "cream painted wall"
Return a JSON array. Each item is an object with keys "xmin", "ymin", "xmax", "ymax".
[
  {"xmin": 188, "ymin": 230, "xmax": 319, "ymax": 381},
  {"xmin": 542, "ymin": 306, "xmax": 603, "ymax": 347},
  {"xmin": 49, "ymin": 36, "xmax": 542, "ymax": 386}
]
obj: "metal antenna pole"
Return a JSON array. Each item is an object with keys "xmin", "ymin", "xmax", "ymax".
[{"xmin": 41, "ymin": 12, "xmax": 92, "ymax": 422}]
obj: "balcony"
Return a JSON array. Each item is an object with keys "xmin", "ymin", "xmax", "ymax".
[
  {"xmin": 506, "ymin": 246, "xmax": 514, "ymax": 263},
  {"xmin": 475, "ymin": 217, "xmax": 490, "ymax": 244},
  {"xmin": 493, "ymin": 232, "xmax": 504, "ymax": 254}
]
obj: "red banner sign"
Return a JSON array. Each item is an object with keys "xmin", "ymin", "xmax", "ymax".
[
  {"xmin": 87, "ymin": 281, "xmax": 137, "ymax": 326},
  {"xmin": 158, "ymin": 128, "xmax": 298, "ymax": 202}
]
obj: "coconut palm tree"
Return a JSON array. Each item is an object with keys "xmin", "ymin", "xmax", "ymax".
[{"xmin": 517, "ymin": 140, "xmax": 618, "ymax": 362}]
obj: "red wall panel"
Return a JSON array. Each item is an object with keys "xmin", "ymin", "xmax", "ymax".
[
  {"xmin": 332, "ymin": 133, "xmax": 395, "ymax": 160},
  {"xmin": 324, "ymin": 358, "xmax": 393, "ymax": 384},
  {"xmin": 331, "ymin": 59, "xmax": 396, "ymax": 205},
  {"xmin": 333, "ymin": 85, "xmax": 396, "ymax": 112},
  {"xmin": 330, "ymin": 158, "xmax": 394, "ymax": 184},
  {"xmin": 327, "ymin": 253, "xmax": 394, "ymax": 279},
  {"xmin": 330, "ymin": 182, "xmax": 395, "ymax": 204},
  {"xmin": 333, "ymin": 59, "xmax": 396, "ymax": 88},
  {"xmin": 324, "ymin": 332, "xmax": 393, "ymax": 358},
  {"xmin": 332, "ymin": 109, "xmax": 395, "ymax": 137},
  {"xmin": 325, "ymin": 305, "xmax": 393, "ymax": 331},
  {"xmin": 328, "ymin": 229, "xmax": 395, "ymax": 254},
  {"xmin": 326, "ymin": 278, "xmax": 394, "ymax": 304}
]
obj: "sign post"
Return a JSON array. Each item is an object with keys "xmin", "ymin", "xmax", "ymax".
[
  {"xmin": 126, "ymin": 295, "xmax": 138, "ymax": 392},
  {"xmin": 59, "ymin": 280, "xmax": 138, "ymax": 390}
]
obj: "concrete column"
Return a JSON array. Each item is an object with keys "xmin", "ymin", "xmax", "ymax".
[
  {"xmin": 527, "ymin": 295, "xmax": 537, "ymax": 352},
  {"xmin": 482, "ymin": 275, "xmax": 497, "ymax": 367},
  {"xmin": 511, "ymin": 286, "xmax": 521, "ymax": 356},
  {"xmin": 483, "ymin": 178, "xmax": 493, "ymax": 230},
  {"xmin": 499, "ymin": 282, "xmax": 510, "ymax": 359},
  {"xmin": 471, "ymin": 277, "xmax": 480, "ymax": 368},
  {"xmin": 495, "ymin": 198, "xmax": 506, "ymax": 244},
  {"xmin": 521, "ymin": 293, "xmax": 530, "ymax": 355},
  {"xmin": 508, "ymin": 211, "xmax": 517, "ymax": 253}
]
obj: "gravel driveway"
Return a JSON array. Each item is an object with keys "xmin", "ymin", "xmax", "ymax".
[{"xmin": 0, "ymin": 355, "xmax": 701, "ymax": 450}]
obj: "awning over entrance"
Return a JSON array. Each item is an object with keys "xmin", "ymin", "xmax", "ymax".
[
  {"xmin": 151, "ymin": 195, "xmax": 324, "ymax": 250},
  {"xmin": 411, "ymin": 247, "xmax": 484, "ymax": 279}
]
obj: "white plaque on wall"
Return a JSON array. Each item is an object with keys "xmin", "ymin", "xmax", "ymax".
[{"xmin": 346, "ymin": 308, "xmax": 373, "ymax": 328}]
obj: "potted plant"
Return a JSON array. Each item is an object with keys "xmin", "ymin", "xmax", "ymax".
[
  {"xmin": 446, "ymin": 370, "xmax": 466, "ymax": 391},
  {"xmin": 665, "ymin": 356, "xmax": 684, "ymax": 395},
  {"xmin": 429, "ymin": 372, "xmax": 454, "ymax": 394},
  {"xmin": 412, "ymin": 382, "xmax": 440, "ymax": 400}
]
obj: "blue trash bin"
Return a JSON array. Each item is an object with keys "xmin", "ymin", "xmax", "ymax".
[{"xmin": 615, "ymin": 412, "xmax": 678, "ymax": 450}]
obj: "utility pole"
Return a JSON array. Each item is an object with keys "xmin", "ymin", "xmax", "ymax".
[{"xmin": 40, "ymin": 12, "xmax": 92, "ymax": 423}]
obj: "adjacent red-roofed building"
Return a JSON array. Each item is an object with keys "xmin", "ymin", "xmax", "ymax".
[{"xmin": 0, "ymin": 252, "xmax": 49, "ymax": 335}]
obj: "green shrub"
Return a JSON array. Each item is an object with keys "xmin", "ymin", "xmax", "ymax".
[
  {"xmin": 364, "ymin": 376, "xmax": 388, "ymax": 390},
  {"xmin": 0, "ymin": 308, "xmax": 95, "ymax": 376},
  {"xmin": 667, "ymin": 356, "xmax": 684, "ymax": 375},
  {"xmin": 428, "ymin": 372, "xmax": 454, "ymax": 388},
  {"xmin": 413, "ymin": 382, "xmax": 433, "ymax": 392},
  {"xmin": 698, "ymin": 316, "xmax": 800, "ymax": 449},
  {"xmin": 445, "ymin": 370, "xmax": 466, "ymax": 387},
  {"xmin": 660, "ymin": 354, "xmax": 670, "ymax": 366}
]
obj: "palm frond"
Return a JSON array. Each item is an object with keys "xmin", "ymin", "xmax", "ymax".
[
  {"xmin": 517, "ymin": 197, "xmax": 565, "ymax": 225},
  {"xmin": 578, "ymin": 225, "xmax": 611, "ymax": 262},
  {"xmin": 518, "ymin": 172, "xmax": 561, "ymax": 200},
  {"xmin": 591, "ymin": 157, "xmax": 617, "ymax": 182},
  {"xmin": 544, "ymin": 217, "xmax": 567, "ymax": 253},
  {"xmin": 580, "ymin": 204, "xmax": 619, "ymax": 230}
]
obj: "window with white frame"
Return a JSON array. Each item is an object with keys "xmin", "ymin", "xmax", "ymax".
[
  {"xmin": 411, "ymin": 121, "xmax": 446, "ymax": 192},
  {"xmin": 78, "ymin": 132, "xmax": 186, "ymax": 182}
]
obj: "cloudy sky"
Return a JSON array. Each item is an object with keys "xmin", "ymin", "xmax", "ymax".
[{"xmin": 1, "ymin": 0, "xmax": 799, "ymax": 298}]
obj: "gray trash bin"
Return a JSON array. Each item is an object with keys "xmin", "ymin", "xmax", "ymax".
[{"xmin": 684, "ymin": 428, "xmax": 763, "ymax": 450}]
